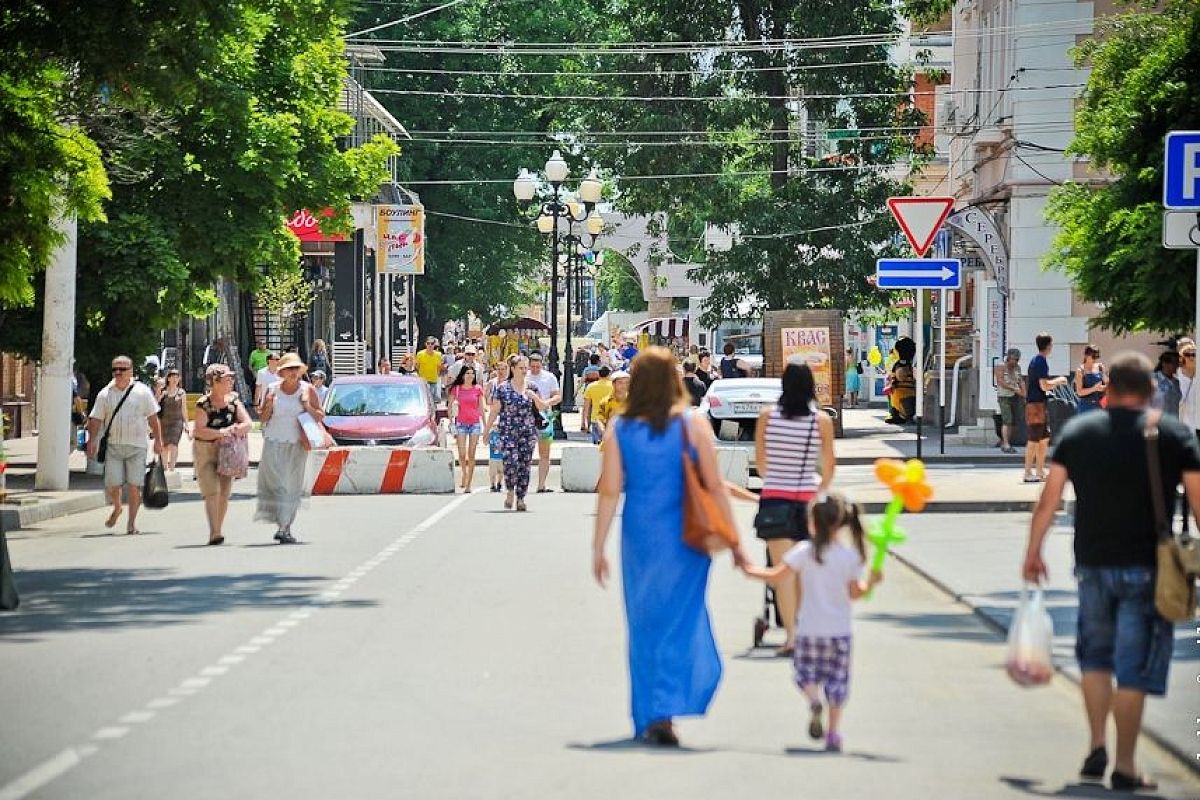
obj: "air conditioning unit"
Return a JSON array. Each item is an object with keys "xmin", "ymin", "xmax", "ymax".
[{"xmin": 939, "ymin": 98, "xmax": 958, "ymax": 131}]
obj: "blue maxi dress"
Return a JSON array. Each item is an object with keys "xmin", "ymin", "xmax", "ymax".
[{"xmin": 614, "ymin": 415, "xmax": 723, "ymax": 736}]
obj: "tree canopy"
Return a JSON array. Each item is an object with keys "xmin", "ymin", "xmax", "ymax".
[
  {"xmin": 0, "ymin": 0, "xmax": 396, "ymax": 380},
  {"xmin": 1044, "ymin": 0, "xmax": 1200, "ymax": 334}
]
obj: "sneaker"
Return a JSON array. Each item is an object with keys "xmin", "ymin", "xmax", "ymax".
[
  {"xmin": 824, "ymin": 732, "xmax": 842, "ymax": 753},
  {"xmin": 807, "ymin": 702, "xmax": 824, "ymax": 740},
  {"xmin": 1079, "ymin": 747, "xmax": 1107, "ymax": 781}
]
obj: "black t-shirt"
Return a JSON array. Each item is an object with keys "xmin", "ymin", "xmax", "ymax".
[
  {"xmin": 696, "ymin": 368, "xmax": 714, "ymax": 389},
  {"xmin": 1051, "ymin": 408, "xmax": 1200, "ymax": 567},
  {"xmin": 683, "ymin": 375, "xmax": 706, "ymax": 407}
]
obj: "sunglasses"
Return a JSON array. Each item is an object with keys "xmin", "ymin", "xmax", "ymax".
[
  {"xmin": 111, "ymin": 367, "xmax": 130, "ymax": 373},
  {"xmin": 1184, "ymin": 353, "xmax": 1196, "ymax": 360}
]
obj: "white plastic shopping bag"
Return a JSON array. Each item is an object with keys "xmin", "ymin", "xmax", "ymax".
[{"xmin": 1005, "ymin": 585, "xmax": 1055, "ymax": 687}]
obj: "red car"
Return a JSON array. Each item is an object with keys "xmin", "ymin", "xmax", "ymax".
[{"xmin": 321, "ymin": 374, "xmax": 438, "ymax": 447}]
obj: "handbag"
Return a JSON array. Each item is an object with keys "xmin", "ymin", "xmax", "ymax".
[
  {"xmin": 142, "ymin": 457, "xmax": 170, "ymax": 509},
  {"xmin": 1145, "ymin": 412, "xmax": 1200, "ymax": 621},
  {"xmin": 296, "ymin": 385, "xmax": 334, "ymax": 451},
  {"xmin": 96, "ymin": 384, "xmax": 135, "ymax": 464},
  {"xmin": 680, "ymin": 416, "xmax": 740, "ymax": 556},
  {"xmin": 217, "ymin": 433, "xmax": 250, "ymax": 479}
]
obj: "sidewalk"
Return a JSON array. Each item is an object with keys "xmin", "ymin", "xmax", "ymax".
[{"xmin": 892, "ymin": 512, "xmax": 1198, "ymax": 774}]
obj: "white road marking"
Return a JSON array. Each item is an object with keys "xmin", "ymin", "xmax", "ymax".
[
  {"xmin": 0, "ymin": 489, "xmax": 482, "ymax": 800},
  {"xmin": 91, "ymin": 727, "xmax": 129, "ymax": 740},
  {"xmin": 218, "ymin": 654, "xmax": 245, "ymax": 665},
  {"xmin": 118, "ymin": 711, "xmax": 156, "ymax": 724},
  {"xmin": 0, "ymin": 748, "xmax": 91, "ymax": 800}
]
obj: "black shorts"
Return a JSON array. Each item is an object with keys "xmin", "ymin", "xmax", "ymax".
[{"xmin": 754, "ymin": 498, "xmax": 810, "ymax": 541}]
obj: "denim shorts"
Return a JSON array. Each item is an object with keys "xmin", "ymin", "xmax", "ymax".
[
  {"xmin": 1074, "ymin": 566, "xmax": 1174, "ymax": 696},
  {"xmin": 455, "ymin": 422, "xmax": 483, "ymax": 436}
]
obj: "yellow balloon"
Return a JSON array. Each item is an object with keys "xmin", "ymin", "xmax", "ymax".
[
  {"xmin": 903, "ymin": 459, "xmax": 926, "ymax": 482},
  {"xmin": 867, "ymin": 346, "xmax": 882, "ymax": 367}
]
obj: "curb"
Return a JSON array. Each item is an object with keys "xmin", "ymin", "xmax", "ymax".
[
  {"xmin": 1, "ymin": 472, "xmax": 183, "ymax": 531},
  {"xmin": 891, "ymin": 550, "xmax": 1200, "ymax": 777}
]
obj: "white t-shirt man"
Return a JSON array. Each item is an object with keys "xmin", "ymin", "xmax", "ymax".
[
  {"xmin": 88, "ymin": 380, "xmax": 160, "ymax": 447},
  {"xmin": 256, "ymin": 367, "xmax": 281, "ymax": 403},
  {"xmin": 527, "ymin": 369, "xmax": 560, "ymax": 404},
  {"xmin": 782, "ymin": 540, "xmax": 866, "ymax": 638}
]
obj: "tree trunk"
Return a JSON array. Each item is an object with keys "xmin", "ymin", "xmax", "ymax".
[{"xmin": 414, "ymin": 293, "xmax": 446, "ymax": 347}]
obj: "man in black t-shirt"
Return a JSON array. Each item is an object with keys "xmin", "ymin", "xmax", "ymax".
[{"xmin": 1023, "ymin": 351, "xmax": 1200, "ymax": 792}]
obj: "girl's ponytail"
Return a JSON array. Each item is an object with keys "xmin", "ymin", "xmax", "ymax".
[{"xmin": 845, "ymin": 501, "xmax": 867, "ymax": 563}]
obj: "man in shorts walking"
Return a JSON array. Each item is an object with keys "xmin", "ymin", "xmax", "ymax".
[
  {"xmin": 994, "ymin": 348, "xmax": 1025, "ymax": 453},
  {"xmin": 526, "ymin": 352, "xmax": 561, "ymax": 492},
  {"xmin": 1024, "ymin": 333, "xmax": 1068, "ymax": 482},
  {"xmin": 1024, "ymin": 352, "xmax": 1200, "ymax": 791},
  {"xmin": 86, "ymin": 355, "xmax": 163, "ymax": 535}
]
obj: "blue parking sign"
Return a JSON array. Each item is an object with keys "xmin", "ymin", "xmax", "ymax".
[{"xmin": 1164, "ymin": 131, "xmax": 1200, "ymax": 209}]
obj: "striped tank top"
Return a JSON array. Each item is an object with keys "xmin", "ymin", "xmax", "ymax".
[{"xmin": 760, "ymin": 409, "xmax": 820, "ymax": 501}]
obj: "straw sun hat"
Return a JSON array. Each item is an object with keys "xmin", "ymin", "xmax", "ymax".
[{"xmin": 276, "ymin": 353, "xmax": 307, "ymax": 374}]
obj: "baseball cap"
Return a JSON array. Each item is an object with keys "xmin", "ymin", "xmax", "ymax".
[
  {"xmin": 611, "ymin": 370, "xmax": 631, "ymax": 380},
  {"xmin": 464, "ymin": 345, "xmax": 478, "ymax": 355}
]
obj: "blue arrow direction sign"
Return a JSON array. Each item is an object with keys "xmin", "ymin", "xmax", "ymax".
[{"xmin": 875, "ymin": 258, "xmax": 961, "ymax": 289}]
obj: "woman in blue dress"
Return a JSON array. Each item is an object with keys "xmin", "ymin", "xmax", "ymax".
[
  {"xmin": 1073, "ymin": 344, "xmax": 1107, "ymax": 413},
  {"xmin": 592, "ymin": 346, "xmax": 748, "ymax": 746}
]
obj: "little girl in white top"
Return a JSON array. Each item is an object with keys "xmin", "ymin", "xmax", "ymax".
[{"xmin": 744, "ymin": 492, "xmax": 882, "ymax": 752}]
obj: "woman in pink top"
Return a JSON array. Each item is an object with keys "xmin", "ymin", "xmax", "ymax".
[{"xmin": 449, "ymin": 365, "xmax": 487, "ymax": 491}]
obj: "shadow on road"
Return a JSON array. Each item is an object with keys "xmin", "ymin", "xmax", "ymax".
[
  {"xmin": 567, "ymin": 738, "xmax": 901, "ymax": 762},
  {"xmin": 1000, "ymin": 776, "xmax": 1167, "ymax": 799},
  {"xmin": 0, "ymin": 567, "xmax": 374, "ymax": 639},
  {"xmin": 857, "ymin": 610, "xmax": 1005, "ymax": 644}
]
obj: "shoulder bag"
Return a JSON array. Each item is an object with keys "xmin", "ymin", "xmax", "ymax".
[
  {"xmin": 680, "ymin": 415, "xmax": 740, "ymax": 556},
  {"xmin": 754, "ymin": 412, "xmax": 818, "ymax": 537},
  {"xmin": 1144, "ymin": 411, "xmax": 1200, "ymax": 621},
  {"xmin": 217, "ymin": 401, "xmax": 250, "ymax": 479},
  {"xmin": 96, "ymin": 384, "xmax": 135, "ymax": 464}
]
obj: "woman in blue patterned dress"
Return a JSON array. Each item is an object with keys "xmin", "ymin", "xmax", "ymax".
[
  {"xmin": 482, "ymin": 354, "xmax": 549, "ymax": 512},
  {"xmin": 591, "ymin": 346, "xmax": 749, "ymax": 746}
]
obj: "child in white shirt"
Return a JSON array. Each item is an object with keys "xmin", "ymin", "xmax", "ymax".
[{"xmin": 744, "ymin": 492, "xmax": 882, "ymax": 752}]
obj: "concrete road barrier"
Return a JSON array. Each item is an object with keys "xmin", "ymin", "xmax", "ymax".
[
  {"xmin": 307, "ymin": 447, "xmax": 455, "ymax": 495},
  {"xmin": 715, "ymin": 447, "xmax": 750, "ymax": 488},
  {"xmin": 560, "ymin": 443, "xmax": 748, "ymax": 491},
  {"xmin": 561, "ymin": 445, "xmax": 601, "ymax": 492}
]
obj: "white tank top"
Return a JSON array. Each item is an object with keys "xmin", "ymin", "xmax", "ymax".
[{"xmin": 263, "ymin": 383, "xmax": 307, "ymax": 443}]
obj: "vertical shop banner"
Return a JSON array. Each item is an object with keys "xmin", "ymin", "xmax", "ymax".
[
  {"xmin": 781, "ymin": 327, "xmax": 833, "ymax": 406},
  {"xmin": 375, "ymin": 204, "xmax": 426, "ymax": 275}
]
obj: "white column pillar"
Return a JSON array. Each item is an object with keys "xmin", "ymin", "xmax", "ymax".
[{"xmin": 35, "ymin": 215, "xmax": 77, "ymax": 491}]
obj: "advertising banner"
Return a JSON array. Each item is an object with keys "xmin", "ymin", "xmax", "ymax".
[
  {"xmin": 781, "ymin": 327, "xmax": 833, "ymax": 406},
  {"xmin": 375, "ymin": 204, "xmax": 425, "ymax": 275},
  {"xmin": 286, "ymin": 208, "xmax": 347, "ymax": 243}
]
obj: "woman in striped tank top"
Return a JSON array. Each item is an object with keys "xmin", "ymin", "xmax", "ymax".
[{"xmin": 753, "ymin": 362, "xmax": 836, "ymax": 656}]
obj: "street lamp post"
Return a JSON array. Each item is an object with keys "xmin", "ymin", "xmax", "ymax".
[
  {"xmin": 514, "ymin": 153, "xmax": 605, "ymax": 432},
  {"xmin": 559, "ymin": 212, "xmax": 603, "ymax": 411}
]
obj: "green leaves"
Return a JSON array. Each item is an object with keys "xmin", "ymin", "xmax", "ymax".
[{"xmin": 1044, "ymin": 0, "xmax": 1200, "ymax": 334}]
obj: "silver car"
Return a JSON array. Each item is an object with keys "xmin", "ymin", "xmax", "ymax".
[{"xmin": 697, "ymin": 377, "xmax": 781, "ymax": 439}]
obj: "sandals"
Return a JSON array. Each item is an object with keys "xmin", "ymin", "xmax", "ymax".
[
  {"xmin": 516, "ymin": 500, "xmax": 528, "ymax": 512},
  {"xmin": 504, "ymin": 493, "xmax": 515, "ymax": 510},
  {"xmin": 1110, "ymin": 771, "xmax": 1157, "ymax": 792},
  {"xmin": 105, "ymin": 508, "xmax": 122, "ymax": 529},
  {"xmin": 536, "ymin": 487, "xmax": 552, "ymax": 494},
  {"xmin": 1079, "ymin": 747, "xmax": 1107, "ymax": 781},
  {"xmin": 824, "ymin": 731, "xmax": 843, "ymax": 753},
  {"xmin": 126, "ymin": 527, "xmax": 140, "ymax": 535},
  {"xmin": 643, "ymin": 720, "xmax": 679, "ymax": 748},
  {"xmin": 775, "ymin": 644, "xmax": 795, "ymax": 658},
  {"xmin": 207, "ymin": 535, "xmax": 225, "ymax": 546},
  {"xmin": 807, "ymin": 702, "xmax": 824, "ymax": 740}
]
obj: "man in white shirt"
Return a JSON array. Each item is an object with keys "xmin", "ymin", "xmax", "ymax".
[
  {"xmin": 86, "ymin": 355, "xmax": 163, "ymax": 535},
  {"xmin": 254, "ymin": 353, "xmax": 281, "ymax": 409},
  {"xmin": 446, "ymin": 345, "xmax": 482, "ymax": 384},
  {"xmin": 526, "ymin": 352, "xmax": 562, "ymax": 492}
]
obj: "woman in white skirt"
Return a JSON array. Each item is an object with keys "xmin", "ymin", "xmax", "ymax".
[{"xmin": 256, "ymin": 352, "xmax": 325, "ymax": 543}]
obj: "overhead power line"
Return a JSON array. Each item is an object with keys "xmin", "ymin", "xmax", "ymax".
[
  {"xmin": 368, "ymin": 83, "xmax": 1085, "ymax": 103},
  {"xmin": 398, "ymin": 162, "xmax": 921, "ymax": 185},
  {"xmin": 346, "ymin": 0, "xmax": 471, "ymax": 38},
  {"xmin": 353, "ymin": 59, "xmax": 893, "ymax": 78}
]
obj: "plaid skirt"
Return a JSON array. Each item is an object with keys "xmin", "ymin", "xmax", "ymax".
[{"xmin": 793, "ymin": 636, "xmax": 853, "ymax": 706}]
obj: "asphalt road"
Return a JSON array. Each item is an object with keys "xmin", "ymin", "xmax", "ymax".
[{"xmin": 2, "ymin": 480, "xmax": 1197, "ymax": 799}]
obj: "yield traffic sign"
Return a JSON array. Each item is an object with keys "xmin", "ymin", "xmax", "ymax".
[
  {"xmin": 1163, "ymin": 131, "xmax": 1200, "ymax": 210},
  {"xmin": 875, "ymin": 258, "xmax": 962, "ymax": 289},
  {"xmin": 886, "ymin": 196, "xmax": 955, "ymax": 256}
]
